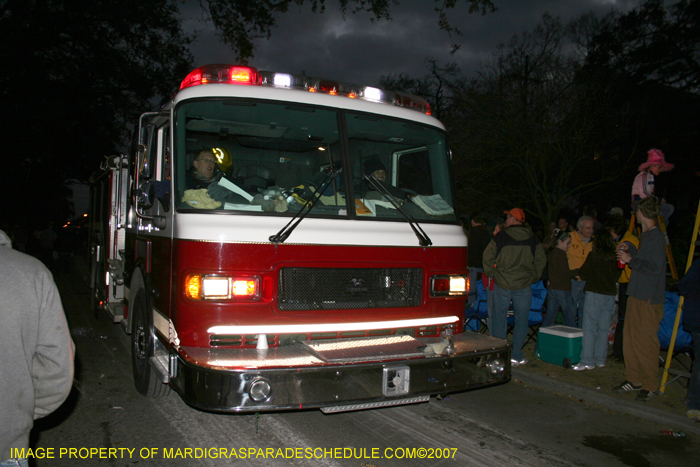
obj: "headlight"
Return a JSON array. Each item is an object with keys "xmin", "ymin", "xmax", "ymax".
[
  {"xmin": 184, "ymin": 274, "xmax": 261, "ymax": 301},
  {"xmin": 430, "ymin": 275, "xmax": 467, "ymax": 297}
]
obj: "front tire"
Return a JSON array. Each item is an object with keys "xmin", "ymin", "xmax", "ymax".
[{"xmin": 131, "ymin": 288, "xmax": 170, "ymax": 397}]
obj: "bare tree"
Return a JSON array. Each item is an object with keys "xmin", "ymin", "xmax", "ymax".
[
  {"xmin": 199, "ymin": 0, "xmax": 496, "ymax": 61},
  {"xmin": 0, "ymin": 0, "xmax": 194, "ymax": 224},
  {"xmin": 449, "ymin": 13, "xmax": 637, "ymax": 225},
  {"xmin": 380, "ymin": 59, "xmax": 462, "ymax": 121}
]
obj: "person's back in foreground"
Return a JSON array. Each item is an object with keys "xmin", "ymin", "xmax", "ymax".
[{"xmin": 0, "ymin": 229, "xmax": 74, "ymax": 467}]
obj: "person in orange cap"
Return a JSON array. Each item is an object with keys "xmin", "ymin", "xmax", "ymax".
[{"xmin": 483, "ymin": 208, "xmax": 546, "ymax": 366}]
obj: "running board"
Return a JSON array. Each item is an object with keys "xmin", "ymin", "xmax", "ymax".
[
  {"xmin": 106, "ymin": 302, "xmax": 123, "ymax": 323},
  {"xmin": 320, "ymin": 395, "xmax": 430, "ymax": 414}
]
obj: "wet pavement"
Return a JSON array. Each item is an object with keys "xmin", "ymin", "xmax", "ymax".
[{"xmin": 511, "ymin": 339, "xmax": 700, "ymax": 436}]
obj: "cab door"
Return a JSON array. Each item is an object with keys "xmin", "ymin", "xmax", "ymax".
[{"xmin": 131, "ymin": 115, "xmax": 174, "ymax": 334}]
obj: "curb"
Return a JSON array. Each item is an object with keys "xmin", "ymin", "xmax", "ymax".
[{"xmin": 512, "ymin": 367, "xmax": 700, "ymax": 436}]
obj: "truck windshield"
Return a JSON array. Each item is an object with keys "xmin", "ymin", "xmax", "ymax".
[{"xmin": 174, "ymin": 99, "xmax": 456, "ymax": 222}]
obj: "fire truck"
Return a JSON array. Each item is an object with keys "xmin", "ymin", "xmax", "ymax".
[{"xmin": 88, "ymin": 64, "xmax": 509, "ymax": 413}]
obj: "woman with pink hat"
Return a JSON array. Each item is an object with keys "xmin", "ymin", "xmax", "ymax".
[{"xmin": 631, "ymin": 149, "xmax": 674, "ymax": 225}]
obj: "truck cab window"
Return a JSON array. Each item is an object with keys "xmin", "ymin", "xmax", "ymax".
[
  {"xmin": 174, "ymin": 100, "xmax": 346, "ymax": 215},
  {"xmin": 347, "ymin": 114, "xmax": 455, "ymax": 221}
]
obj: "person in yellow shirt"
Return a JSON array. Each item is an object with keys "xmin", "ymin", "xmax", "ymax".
[
  {"xmin": 567, "ymin": 216, "xmax": 595, "ymax": 328},
  {"xmin": 606, "ymin": 215, "xmax": 639, "ymax": 362}
]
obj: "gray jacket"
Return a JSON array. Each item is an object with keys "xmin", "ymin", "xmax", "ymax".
[
  {"xmin": 627, "ymin": 227, "xmax": 667, "ymax": 305},
  {"xmin": 0, "ymin": 230, "xmax": 74, "ymax": 460}
]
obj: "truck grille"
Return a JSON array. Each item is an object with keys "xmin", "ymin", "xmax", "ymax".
[{"xmin": 278, "ymin": 267, "xmax": 422, "ymax": 310}]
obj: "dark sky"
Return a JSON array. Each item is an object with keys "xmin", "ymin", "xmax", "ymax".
[{"xmin": 181, "ymin": 0, "xmax": 641, "ymax": 86}]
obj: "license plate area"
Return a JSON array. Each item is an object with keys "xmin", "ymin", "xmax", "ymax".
[{"xmin": 383, "ymin": 365, "xmax": 410, "ymax": 396}]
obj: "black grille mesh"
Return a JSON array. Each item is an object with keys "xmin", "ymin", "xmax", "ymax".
[{"xmin": 278, "ymin": 267, "xmax": 422, "ymax": 310}]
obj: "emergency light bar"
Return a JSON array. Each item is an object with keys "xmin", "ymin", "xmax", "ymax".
[{"xmin": 179, "ymin": 64, "xmax": 432, "ymax": 116}]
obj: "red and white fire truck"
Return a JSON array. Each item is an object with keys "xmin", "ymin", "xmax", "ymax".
[{"xmin": 88, "ymin": 64, "xmax": 509, "ymax": 413}]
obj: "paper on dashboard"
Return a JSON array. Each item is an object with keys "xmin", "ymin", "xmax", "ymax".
[{"xmin": 218, "ymin": 177, "xmax": 254, "ymax": 201}]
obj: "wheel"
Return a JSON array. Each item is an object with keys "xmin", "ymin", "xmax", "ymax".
[
  {"xmin": 131, "ymin": 289, "xmax": 170, "ymax": 397},
  {"xmin": 563, "ymin": 358, "xmax": 572, "ymax": 369}
]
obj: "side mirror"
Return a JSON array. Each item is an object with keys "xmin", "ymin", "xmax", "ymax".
[
  {"xmin": 137, "ymin": 145, "xmax": 153, "ymax": 180},
  {"xmin": 135, "ymin": 181, "xmax": 155, "ymax": 210},
  {"xmin": 133, "ymin": 181, "xmax": 166, "ymax": 230}
]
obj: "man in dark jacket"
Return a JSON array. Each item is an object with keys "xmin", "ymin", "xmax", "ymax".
[
  {"xmin": 467, "ymin": 213, "xmax": 492, "ymax": 307},
  {"xmin": 679, "ymin": 258, "xmax": 700, "ymax": 420},
  {"xmin": 483, "ymin": 208, "xmax": 546, "ymax": 366}
]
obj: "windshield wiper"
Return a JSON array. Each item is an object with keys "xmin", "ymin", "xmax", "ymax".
[
  {"xmin": 362, "ymin": 174, "xmax": 432, "ymax": 247},
  {"xmin": 269, "ymin": 167, "xmax": 342, "ymax": 244}
]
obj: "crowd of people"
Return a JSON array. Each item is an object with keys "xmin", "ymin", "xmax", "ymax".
[{"xmin": 465, "ymin": 148, "xmax": 699, "ymax": 419}]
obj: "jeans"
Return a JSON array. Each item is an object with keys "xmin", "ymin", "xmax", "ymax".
[
  {"xmin": 543, "ymin": 289, "xmax": 575, "ymax": 328},
  {"xmin": 467, "ymin": 267, "xmax": 483, "ymax": 307},
  {"xmin": 493, "ymin": 284, "xmax": 532, "ymax": 360},
  {"xmin": 579, "ymin": 291, "xmax": 615, "ymax": 366},
  {"xmin": 688, "ymin": 331, "xmax": 700, "ymax": 411},
  {"xmin": 486, "ymin": 287, "xmax": 494, "ymax": 334},
  {"xmin": 571, "ymin": 279, "xmax": 587, "ymax": 328}
]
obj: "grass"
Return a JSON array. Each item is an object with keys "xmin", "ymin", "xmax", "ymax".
[{"xmin": 518, "ymin": 338, "xmax": 691, "ymax": 415}]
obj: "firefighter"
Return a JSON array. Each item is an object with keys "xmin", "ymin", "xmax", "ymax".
[{"xmin": 186, "ymin": 150, "xmax": 222, "ymax": 189}]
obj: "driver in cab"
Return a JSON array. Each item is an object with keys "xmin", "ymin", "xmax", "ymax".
[
  {"xmin": 361, "ymin": 155, "xmax": 407, "ymax": 203},
  {"xmin": 186, "ymin": 150, "xmax": 222, "ymax": 189}
]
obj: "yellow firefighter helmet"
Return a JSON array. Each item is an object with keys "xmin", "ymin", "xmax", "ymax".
[{"xmin": 211, "ymin": 147, "xmax": 232, "ymax": 174}]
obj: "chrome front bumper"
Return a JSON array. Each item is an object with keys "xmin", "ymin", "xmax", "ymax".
[{"xmin": 169, "ymin": 332, "xmax": 510, "ymax": 412}]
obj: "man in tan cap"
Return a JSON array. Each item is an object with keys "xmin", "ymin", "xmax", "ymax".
[{"xmin": 483, "ymin": 208, "xmax": 546, "ymax": 366}]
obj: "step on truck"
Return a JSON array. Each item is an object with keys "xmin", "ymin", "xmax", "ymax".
[{"xmin": 88, "ymin": 64, "xmax": 510, "ymax": 413}]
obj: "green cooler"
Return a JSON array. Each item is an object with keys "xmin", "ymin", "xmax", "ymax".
[{"xmin": 536, "ymin": 325, "xmax": 583, "ymax": 368}]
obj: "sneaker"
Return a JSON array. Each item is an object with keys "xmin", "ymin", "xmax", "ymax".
[
  {"xmin": 612, "ymin": 380, "xmax": 642, "ymax": 393},
  {"xmin": 636, "ymin": 390, "xmax": 655, "ymax": 402},
  {"xmin": 596, "ymin": 363, "xmax": 606, "ymax": 368},
  {"xmin": 686, "ymin": 409, "xmax": 700, "ymax": 421},
  {"xmin": 510, "ymin": 357, "xmax": 528, "ymax": 367},
  {"xmin": 572, "ymin": 363, "xmax": 595, "ymax": 371}
]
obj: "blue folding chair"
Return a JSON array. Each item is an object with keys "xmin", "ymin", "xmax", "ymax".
[
  {"xmin": 507, "ymin": 280, "xmax": 547, "ymax": 345},
  {"xmin": 465, "ymin": 279, "xmax": 489, "ymax": 333},
  {"xmin": 658, "ymin": 291, "xmax": 694, "ymax": 387}
]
